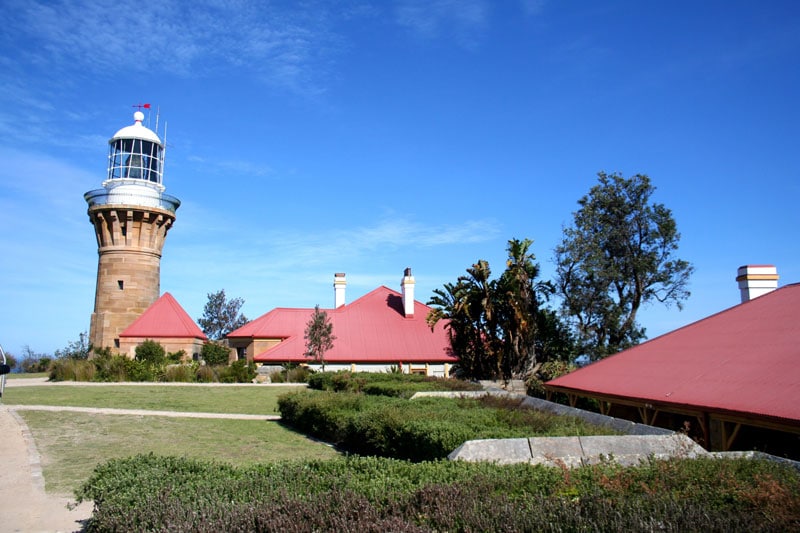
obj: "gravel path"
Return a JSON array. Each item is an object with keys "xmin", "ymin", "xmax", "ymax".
[
  {"xmin": 10, "ymin": 405, "xmax": 280, "ymax": 421},
  {"xmin": 0, "ymin": 379, "xmax": 286, "ymax": 532}
]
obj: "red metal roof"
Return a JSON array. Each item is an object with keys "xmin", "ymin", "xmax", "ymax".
[
  {"xmin": 545, "ymin": 283, "xmax": 800, "ymax": 424},
  {"xmin": 120, "ymin": 292, "xmax": 207, "ymax": 340},
  {"xmin": 227, "ymin": 286, "xmax": 456, "ymax": 364}
]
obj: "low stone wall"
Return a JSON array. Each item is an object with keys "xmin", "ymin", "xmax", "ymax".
[{"xmin": 448, "ymin": 434, "xmax": 706, "ymax": 467}]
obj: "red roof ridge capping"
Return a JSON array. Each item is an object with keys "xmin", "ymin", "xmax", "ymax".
[
  {"xmin": 120, "ymin": 292, "xmax": 207, "ymax": 340},
  {"xmin": 545, "ymin": 283, "xmax": 800, "ymax": 424}
]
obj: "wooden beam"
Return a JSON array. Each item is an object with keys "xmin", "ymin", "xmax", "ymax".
[
  {"xmin": 721, "ymin": 421, "xmax": 742, "ymax": 451},
  {"xmin": 567, "ymin": 393, "xmax": 578, "ymax": 407}
]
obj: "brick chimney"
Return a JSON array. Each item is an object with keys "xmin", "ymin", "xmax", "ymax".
[
  {"xmin": 401, "ymin": 267, "xmax": 415, "ymax": 318},
  {"xmin": 737, "ymin": 265, "xmax": 779, "ymax": 303},
  {"xmin": 334, "ymin": 272, "xmax": 346, "ymax": 308}
]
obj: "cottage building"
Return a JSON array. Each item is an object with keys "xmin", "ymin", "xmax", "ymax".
[
  {"xmin": 118, "ymin": 292, "xmax": 207, "ymax": 360},
  {"xmin": 544, "ymin": 265, "xmax": 800, "ymax": 456},
  {"xmin": 227, "ymin": 270, "xmax": 456, "ymax": 376}
]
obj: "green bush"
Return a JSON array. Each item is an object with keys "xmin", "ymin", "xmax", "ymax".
[
  {"xmin": 92, "ymin": 352, "xmax": 129, "ymax": 382},
  {"xmin": 124, "ymin": 358, "xmax": 157, "ymax": 381},
  {"xmin": 307, "ymin": 371, "xmax": 335, "ymax": 391},
  {"xmin": 75, "ymin": 454, "xmax": 800, "ymax": 532},
  {"xmin": 134, "ymin": 340, "xmax": 166, "ymax": 366},
  {"xmin": 307, "ymin": 371, "xmax": 481, "ymax": 395},
  {"xmin": 166, "ymin": 350, "xmax": 186, "ymax": 364},
  {"xmin": 201, "ymin": 342, "xmax": 230, "ymax": 366},
  {"xmin": 217, "ymin": 360, "xmax": 256, "ymax": 383},
  {"xmin": 278, "ymin": 391, "xmax": 612, "ymax": 461}
]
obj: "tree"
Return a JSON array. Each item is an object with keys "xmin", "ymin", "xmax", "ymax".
[
  {"xmin": 198, "ymin": 290, "xmax": 249, "ymax": 340},
  {"xmin": 427, "ymin": 239, "xmax": 570, "ymax": 381},
  {"xmin": 304, "ymin": 305, "xmax": 335, "ymax": 371},
  {"xmin": 20, "ymin": 346, "xmax": 52, "ymax": 373},
  {"xmin": 201, "ymin": 342, "xmax": 231, "ymax": 366},
  {"xmin": 554, "ymin": 172, "xmax": 694, "ymax": 360},
  {"xmin": 54, "ymin": 331, "xmax": 91, "ymax": 360},
  {"xmin": 494, "ymin": 238, "xmax": 552, "ymax": 379}
]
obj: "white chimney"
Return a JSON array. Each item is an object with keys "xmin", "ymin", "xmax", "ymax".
[
  {"xmin": 737, "ymin": 265, "xmax": 779, "ymax": 303},
  {"xmin": 334, "ymin": 272, "xmax": 346, "ymax": 308},
  {"xmin": 401, "ymin": 267, "xmax": 415, "ymax": 318}
]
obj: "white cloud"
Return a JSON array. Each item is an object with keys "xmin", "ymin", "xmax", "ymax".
[
  {"xmin": 395, "ymin": 0, "xmax": 489, "ymax": 47},
  {"xmin": 2, "ymin": 0, "xmax": 342, "ymax": 94}
]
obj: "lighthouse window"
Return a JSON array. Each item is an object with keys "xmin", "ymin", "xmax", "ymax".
[
  {"xmin": 118, "ymin": 280, "xmax": 124, "ymax": 290},
  {"xmin": 108, "ymin": 138, "xmax": 162, "ymax": 183}
]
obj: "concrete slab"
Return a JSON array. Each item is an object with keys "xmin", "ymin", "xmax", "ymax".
[
  {"xmin": 579, "ymin": 434, "xmax": 707, "ymax": 466},
  {"xmin": 448, "ymin": 438, "xmax": 532, "ymax": 464},
  {"xmin": 449, "ymin": 434, "xmax": 708, "ymax": 467},
  {"xmin": 527, "ymin": 436, "xmax": 584, "ymax": 467}
]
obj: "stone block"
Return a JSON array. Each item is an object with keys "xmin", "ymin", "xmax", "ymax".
[{"xmin": 448, "ymin": 438, "xmax": 531, "ymax": 464}]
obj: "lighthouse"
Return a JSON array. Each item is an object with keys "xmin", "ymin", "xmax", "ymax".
[{"xmin": 84, "ymin": 109, "xmax": 180, "ymax": 352}]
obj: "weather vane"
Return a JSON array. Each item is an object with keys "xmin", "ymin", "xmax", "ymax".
[{"xmin": 132, "ymin": 103, "xmax": 151, "ymax": 111}]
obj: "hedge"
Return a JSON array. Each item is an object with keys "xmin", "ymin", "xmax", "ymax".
[
  {"xmin": 278, "ymin": 391, "xmax": 615, "ymax": 460},
  {"xmin": 76, "ymin": 454, "xmax": 800, "ymax": 532},
  {"xmin": 306, "ymin": 371, "xmax": 482, "ymax": 397}
]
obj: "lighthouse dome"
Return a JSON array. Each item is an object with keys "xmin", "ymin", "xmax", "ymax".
[{"xmin": 110, "ymin": 111, "xmax": 162, "ymax": 145}]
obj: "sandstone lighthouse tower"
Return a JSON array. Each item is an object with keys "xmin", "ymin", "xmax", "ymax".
[{"xmin": 84, "ymin": 109, "xmax": 180, "ymax": 351}]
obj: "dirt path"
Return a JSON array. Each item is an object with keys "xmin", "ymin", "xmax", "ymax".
[
  {"xmin": 0, "ymin": 405, "xmax": 93, "ymax": 532},
  {"xmin": 0, "ymin": 379, "xmax": 286, "ymax": 532}
]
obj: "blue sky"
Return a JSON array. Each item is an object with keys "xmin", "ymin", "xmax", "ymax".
[{"xmin": 1, "ymin": 0, "xmax": 798, "ymax": 357}]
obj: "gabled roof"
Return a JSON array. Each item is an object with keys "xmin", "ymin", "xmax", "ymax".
[
  {"xmin": 120, "ymin": 292, "xmax": 207, "ymax": 340},
  {"xmin": 545, "ymin": 283, "xmax": 800, "ymax": 426},
  {"xmin": 227, "ymin": 286, "xmax": 456, "ymax": 364}
]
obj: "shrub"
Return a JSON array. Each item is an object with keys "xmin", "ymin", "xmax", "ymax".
[
  {"xmin": 307, "ymin": 371, "xmax": 335, "ymax": 391},
  {"xmin": 278, "ymin": 391, "xmax": 612, "ymax": 461},
  {"xmin": 167, "ymin": 350, "xmax": 186, "ymax": 364},
  {"xmin": 124, "ymin": 358, "xmax": 157, "ymax": 381},
  {"xmin": 76, "ymin": 454, "xmax": 800, "ymax": 532},
  {"xmin": 217, "ymin": 360, "xmax": 256, "ymax": 383},
  {"xmin": 49, "ymin": 358, "xmax": 96, "ymax": 381},
  {"xmin": 285, "ymin": 365, "xmax": 311, "ymax": 383},
  {"xmin": 196, "ymin": 365, "xmax": 216, "ymax": 383},
  {"xmin": 135, "ymin": 340, "xmax": 166, "ymax": 366},
  {"xmin": 307, "ymin": 371, "xmax": 481, "ymax": 395},
  {"xmin": 92, "ymin": 352, "xmax": 130, "ymax": 382},
  {"xmin": 162, "ymin": 364, "xmax": 195, "ymax": 383},
  {"xmin": 21, "ymin": 355, "xmax": 52, "ymax": 373},
  {"xmin": 201, "ymin": 342, "xmax": 230, "ymax": 366},
  {"xmin": 269, "ymin": 370, "xmax": 286, "ymax": 383}
]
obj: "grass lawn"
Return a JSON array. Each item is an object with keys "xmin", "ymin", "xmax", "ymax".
[
  {"xmin": 3, "ymin": 384, "xmax": 304, "ymax": 415},
  {"xmin": 18, "ymin": 410, "xmax": 339, "ymax": 495},
  {"xmin": 5, "ymin": 372, "xmax": 48, "ymax": 379}
]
